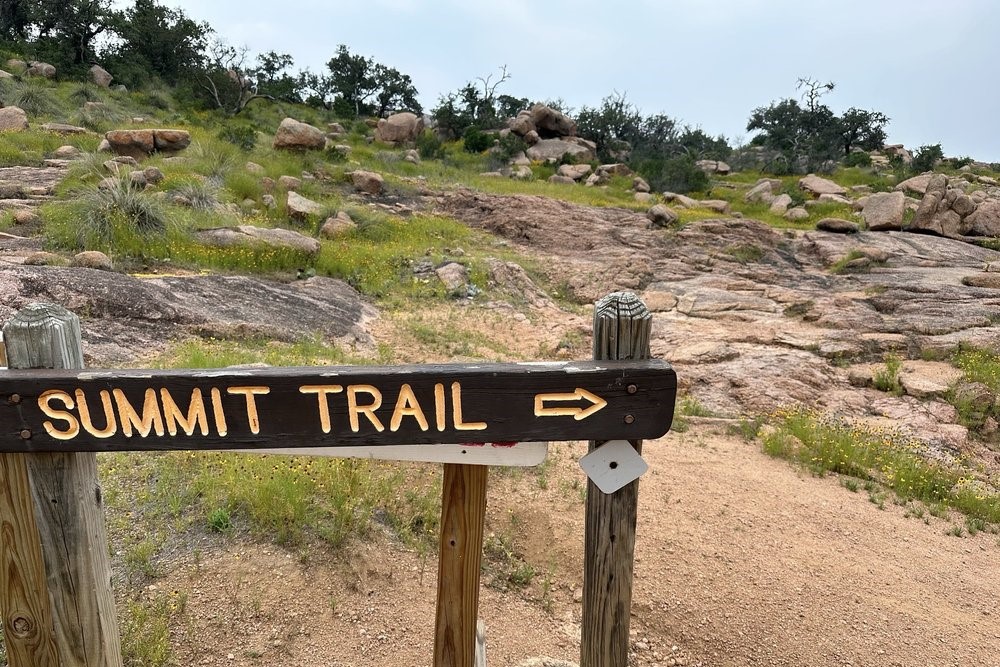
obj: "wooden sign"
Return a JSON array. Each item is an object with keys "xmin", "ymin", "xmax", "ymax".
[{"xmin": 0, "ymin": 360, "xmax": 676, "ymax": 453}]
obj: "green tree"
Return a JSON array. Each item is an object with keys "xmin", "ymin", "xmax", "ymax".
[
  {"xmin": 35, "ymin": 0, "xmax": 115, "ymax": 66},
  {"xmin": 300, "ymin": 45, "xmax": 420, "ymax": 118},
  {"xmin": 0, "ymin": 0, "xmax": 32, "ymax": 42},
  {"xmin": 431, "ymin": 66, "xmax": 525, "ymax": 137},
  {"xmin": 746, "ymin": 78, "xmax": 890, "ymax": 172},
  {"xmin": 109, "ymin": 0, "xmax": 211, "ymax": 85}
]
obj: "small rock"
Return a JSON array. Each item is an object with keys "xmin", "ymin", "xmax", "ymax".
[
  {"xmin": 143, "ymin": 167, "xmax": 164, "ymax": 185},
  {"xmin": 286, "ymin": 191, "xmax": 323, "ymax": 220},
  {"xmin": 548, "ymin": 175, "xmax": 576, "ymax": 185},
  {"xmin": 799, "ymin": 173, "xmax": 847, "ymax": 196},
  {"xmin": 273, "ymin": 117, "xmax": 325, "ymax": 150},
  {"xmin": 350, "ymin": 170, "xmax": 384, "ymax": 195},
  {"xmin": 52, "ymin": 145, "xmax": 82, "ymax": 159},
  {"xmin": 245, "ymin": 161, "xmax": 265, "ymax": 175},
  {"xmin": 816, "ymin": 217, "xmax": 859, "ymax": 233},
  {"xmin": 0, "ymin": 106, "xmax": 28, "ymax": 131},
  {"xmin": 88, "ymin": 64, "xmax": 113, "ymax": 87},
  {"xmin": 278, "ymin": 175, "xmax": 302, "ymax": 191},
  {"xmin": 646, "ymin": 204, "xmax": 679, "ymax": 228},
  {"xmin": 71, "ymin": 251, "xmax": 113, "ymax": 271},
  {"xmin": 634, "ymin": 192, "xmax": 653, "ymax": 203},
  {"xmin": 632, "ymin": 176, "xmax": 651, "ymax": 193},
  {"xmin": 962, "ymin": 273, "xmax": 1000, "ymax": 289},
  {"xmin": 320, "ymin": 212, "xmax": 357, "ymax": 238},
  {"xmin": 12, "ymin": 209, "xmax": 39, "ymax": 225},
  {"xmin": 261, "ymin": 194, "xmax": 276, "ymax": 210},
  {"xmin": 557, "ymin": 164, "xmax": 592, "ymax": 181},
  {"xmin": 22, "ymin": 251, "xmax": 66, "ymax": 266},
  {"xmin": 784, "ymin": 207, "xmax": 809, "ymax": 221},
  {"xmin": 436, "ymin": 262, "xmax": 469, "ymax": 291},
  {"xmin": 404, "ymin": 149, "xmax": 420, "ymax": 164}
]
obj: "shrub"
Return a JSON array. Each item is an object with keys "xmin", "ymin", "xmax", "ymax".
[
  {"xmin": 462, "ymin": 126, "xmax": 492, "ymax": 153},
  {"xmin": 416, "ymin": 130, "xmax": 445, "ymax": 160},
  {"xmin": 911, "ymin": 143, "xmax": 943, "ymax": 173},
  {"xmin": 873, "ymin": 353, "xmax": 903, "ymax": 394},
  {"xmin": 10, "ymin": 80, "xmax": 58, "ymax": 115},
  {"xmin": 216, "ymin": 125, "xmax": 257, "ymax": 151},
  {"xmin": 636, "ymin": 154, "xmax": 709, "ymax": 194},
  {"xmin": 84, "ymin": 177, "xmax": 168, "ymax": 239},
  {"xmin": 168, "ymin": 179, "xmax": 219, "ymax": 211},
  {"xmin": 843, "ymin": 151, "xmax": 872, "ymax": 168}
]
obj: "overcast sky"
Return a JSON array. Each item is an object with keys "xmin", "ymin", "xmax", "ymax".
[{"xmin": 168, "ymin": 0, "xmax": 1000, "ymax": 162}]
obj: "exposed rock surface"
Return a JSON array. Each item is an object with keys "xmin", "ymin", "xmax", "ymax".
[
  {"xmin": 194, "ymin": 225, "xmax": 321, "ymax": 257},
  {"xmin": 319, "ymin": 211, "xmax": 356, "ymax": 238},
  {"xmin": 526, "ymin": 138, "xmax": 595, "ymax": 163},
  {"xmin": 434, "ymin": 189, "xmax": 1000, "ymax": 455},
  {"xmin": 0, "ymin": 265, "xmax": 374, "ymax": 364}
]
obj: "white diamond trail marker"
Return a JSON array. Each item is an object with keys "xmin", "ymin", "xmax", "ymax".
[{"xmin": 579, "ymin": 439, "xmax": 648, "ymax": 494}]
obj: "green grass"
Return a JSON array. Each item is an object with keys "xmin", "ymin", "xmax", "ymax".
[
  {"xmin": 873, "ymin": 353, "xmax": 903, "ymax": 394},
  {"xmin": 947, "ymin": 347, "xmax": 1000, "ymax": 432},
  {"xmin": 483, "ymin": 530, "xmax": 536, "ymax": 591},
  {"xmin": 120, "ymin": 591, "xmax": 185, "ymax": 667},
  {"xmin": 761, "ymin": 407, "xmax": 1000, "ymax": 525},
  {"xmin": 828, "ymin": 249, "xmax": 869, "ymax": 274}
]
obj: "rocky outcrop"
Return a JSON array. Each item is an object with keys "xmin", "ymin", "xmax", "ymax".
[
  {"xmin": 904, "ymin": 173, "xmax": 999, "ymax": 239},
  {"xmin": 964, "ymin": 200, "xmax": 1000, "ymax": 237},
  {"xmin": 272, "ymin": 118, "xmax": 325, "ymax": 150},
  {"xmin": 105, "ymin": 129, "xmax": 191, "ymax": 159},
  {"xmin": 0, "ymin": 267, "xmax": 374, "ymax": 364},
  {"xmin": 373, "ymin": 112, "xmax": 423, "ymax": 144},
  {"xmin": 528, "ymin": 104, "xmax": 576, "ymax": 138},
  {"xmin": 194, "ymin": 225, "xmax": 321, "ymax": 257},
  {"xmin": 526, "ymin": 138, "xmax": 596, "ymax": 163},
  {"xmin": 41, "ymin": 122, "xmax": 88, "ymax": 135},
  {"xmin": 25, "ymin": 61, "xmax": 55, "ymax": 78},
  {"xmin": 895, "ymin": 173, "xmax": 934, "ymax": 195},
  {"xmin": 556, "ymin": 164, "xmax": 591, "ymax": 181},
  {"xmin": 696, "ymin": 159, "xmax": 731, "ymax": 175},
  {"xmin": 744, "ymin": 179, "xmax": 780, "ymax": 204}
]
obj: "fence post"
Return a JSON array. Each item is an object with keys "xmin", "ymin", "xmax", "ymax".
[
  {"xmin": 581, "ymin": 292, "xmax": 652, "ymax": 667},
  {"xmin": 1, "ymin": 303, "xmax": 123, "ymax": 667},
  {"xmin": 433, "ymin": 463, "xmax": 488, "ymax": 667}
]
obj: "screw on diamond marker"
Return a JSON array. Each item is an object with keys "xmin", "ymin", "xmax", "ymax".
[{"xmin": 533, "ymin": 388, "xmax": 607, "ymax": 420}]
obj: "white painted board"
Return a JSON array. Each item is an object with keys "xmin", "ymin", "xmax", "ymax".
[
  {"xmin": 579, "ymin": 439, "xmax": 648, "ymax": 493},
  {"xmin": 237, "ymin": 441, "xmax": 549, "ymax": 467}
]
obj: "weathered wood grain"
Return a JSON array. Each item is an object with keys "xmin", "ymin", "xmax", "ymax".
[
  {"xmin": 582, "ymin": 292, "xmax": 656, "ymax": 667},
  {"xmin": 2, "ymin": 303, "xmax": 122, "ymax": 667},
  {"xmin": 433, "ymin": 463, "xmax": 488, "ymax": 667},
  {"xmin": 0, "ymin": 451, "xmax": 59, "ymax": 667}
]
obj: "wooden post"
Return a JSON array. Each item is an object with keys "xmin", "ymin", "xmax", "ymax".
[
  {"xmin": 581, "ymin": 292, "xmax": 652, "ymax": 667},
  {"xmin": 1, "ymin": 303, "xmax": 123, "ymax": 667},
  {"xmin": 433, "ymin": 463, "xmax": 488, "ymax": 667}
]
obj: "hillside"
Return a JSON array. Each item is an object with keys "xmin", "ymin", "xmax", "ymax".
[{"xmin": 0, "ymin": 74, "xmax": 999, "ymax": 667}]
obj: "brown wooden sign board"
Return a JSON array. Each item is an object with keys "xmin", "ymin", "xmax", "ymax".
[{"xmin": 0, "ymin": 360, "xmax": 676, "ymax": 453}]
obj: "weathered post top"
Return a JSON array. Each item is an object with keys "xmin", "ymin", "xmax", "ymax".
[
  {"xmin": 2, "ymin": 303, "xmax": 85, "ymax": 371},
  {"xmin": 593, "ymin": 291, "xmax": 652, "ymax": 362}
]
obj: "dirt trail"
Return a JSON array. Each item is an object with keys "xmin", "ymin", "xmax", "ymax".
[{"xmin": 161, "ymin": 422, "xmax": 1000, "ymax": 667}]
